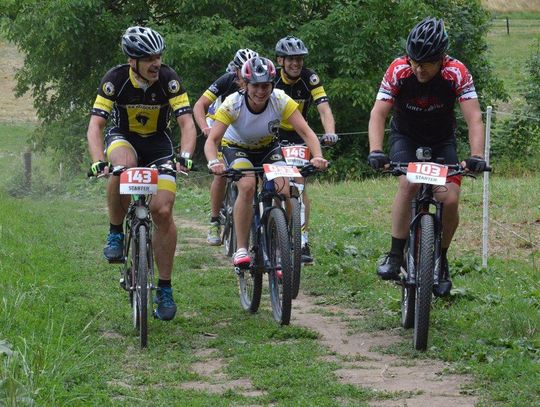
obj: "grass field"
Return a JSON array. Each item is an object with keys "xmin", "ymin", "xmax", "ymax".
[
  {"xmin": 486, "ymin": 17, "xmax": 540, "ymax": 99},
  {"xmin": 1, "ymin": 125, "xmax": 539, "ymax": 406}
]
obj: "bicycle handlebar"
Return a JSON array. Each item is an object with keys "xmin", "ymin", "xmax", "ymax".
[
  {"xmin": 385, "ymin": 162, "xmax": 492, "ymax": 178},
  {"xmin": 87, "ymin": 163, "xmax": 178, "ymax": 178},
  {"xmin": 212, "ymin": 163, "xmax": 326, "ymax": 181}
]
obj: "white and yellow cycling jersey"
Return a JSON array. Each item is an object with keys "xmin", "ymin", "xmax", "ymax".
[{"xmin": 215, "ymin": 89, "xmax": 298, "ymax": 149}]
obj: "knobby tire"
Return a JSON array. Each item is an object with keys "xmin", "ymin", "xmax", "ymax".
[
  {"xmin": 401, "ymin": 242, "xmax": 415, "ymax": 329},
  {"xmin": 289, "ymin": 197, "xmax": 302, "ymax": 299},
  {"xmin": 136, "ymin": 225, "xmax": 149, "ymax": 348},
  {"xmin": 267, "ymin": 208, "xmax": 293, "ymax": 325},
  {"xmin": 222, "ymin": 182, "xmax": 237, "ymax": 257},
  {"xmin": 413, "ymin": 215, "xmax": 434, "ymax": 351}
]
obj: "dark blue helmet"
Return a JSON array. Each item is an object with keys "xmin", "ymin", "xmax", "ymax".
[{"xmin": 406, "ymin": 17, "xmax": 448, "ymax": 62}]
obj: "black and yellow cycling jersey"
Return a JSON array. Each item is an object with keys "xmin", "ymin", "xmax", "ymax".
[
  {"xmin": 274, "ymin": 67, "xmax": 329, "ymax": 132},
  {"xmin": 202, "ymin": 72, "xmax": 241, "ymax": 119},
  {"xmin": 91, "ymin": 64, "xmax": 192, "ymax": 136}
]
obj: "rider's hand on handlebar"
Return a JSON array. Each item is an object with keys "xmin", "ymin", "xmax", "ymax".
[
  {"xmin": 174, "ymin": 154, "xmax": 193, "ymax": 173},
  {"xmin": 310, "ymin": 156, "xmax": 328, "ymax": 170},
  {"xmin": 320, "ymin": 133, "xmax": 339, "ymax": 145},
  {"xmin": 462, "ymin": 155, "xmax": 488, "ymax": 173},
  {"xmin": 208, "ymin": 159, "xmax": 225, "ymax": 175},
  {"xmin": 367, "ymin": 150, "xmax": 389, "ymax": 170},
  {"xmin": 89, "ymin": 160, "xmax": 111, "ymax": 177}
]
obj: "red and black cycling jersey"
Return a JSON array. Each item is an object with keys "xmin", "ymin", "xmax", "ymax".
[
  {"xmin": 376, "ymin": 55, "xmax": 478, "ymax": 143},
  {"xmin": 91, "ymin": 64, "xmax": 192, "ymax": 136},
  {"xmin": 274, "ymin": 67, "xmax": 329, "ymax": 131},
  {"xmin": 202, "ymin": 72, "xmax": 241, "ymax": 118}
]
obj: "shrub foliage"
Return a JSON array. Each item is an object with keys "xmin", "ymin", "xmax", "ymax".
[{"xmin": 1, "ymin": 0, "xmax": 506, "ymax": 176}]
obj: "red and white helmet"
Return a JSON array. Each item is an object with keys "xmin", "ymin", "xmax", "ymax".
[{"xmin": 241, "ymin": 57, "xmax": 276, "ymax": 84}]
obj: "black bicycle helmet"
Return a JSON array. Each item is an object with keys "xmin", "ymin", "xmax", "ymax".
[
  {"xmin": 406, "ymin": 17, "xmax": 448, "ymax": 62},
  {"xmin": 275, "ymin": 36, "xmax": 309, "ymax": 57},
  {"xmin": 232, "ymin": 48, "xmax": 259, "ymax": 69},
  {"xmin": 241, "ymin": 57, "xmax": 276, "ymax": 84},
  {"xmin": 121, "ymin": 26, "xmax": 165, "ymax": 59}
]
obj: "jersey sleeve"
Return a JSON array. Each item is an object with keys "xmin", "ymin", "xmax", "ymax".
[
  {"xmin": 214, "ymin": 93, "xmax": 238, "ymax": 126},
  {"xmin": 161, "ymin": 66, "xmax": 192, "ymax": 117},
  {"xmin": 305, "ymin": 68, "xmax": 329, "ymax": 105},
  {"xmin": 90, "ymin": 68, "xmax": 117, "ymax": 120},
  {"xmin": 274, "ymin": 89, "xmax": 299, "ymax": 121},
  {"xmin": 376, "ymin": 57, "xmax": 412, "ymax": 103},
  {"xmin": 202, "ymin": 73, "xmax": 234, "ymax": 103},
  {"xmin": 442, "ymin": 58, "xmax": 478, "ymax": 102}
]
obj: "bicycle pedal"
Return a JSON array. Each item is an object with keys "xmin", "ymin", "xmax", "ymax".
[{"xmin": 107, "ymin": 258, "xmax": 125, "ymax": 264}]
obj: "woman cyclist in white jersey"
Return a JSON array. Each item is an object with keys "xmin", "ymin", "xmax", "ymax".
[{"xmin": 204, "ymin": 56, "xmax": 328, "ymax": 266}]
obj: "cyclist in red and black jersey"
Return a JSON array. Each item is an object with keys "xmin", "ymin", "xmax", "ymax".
[
  {"xmin": 274, "ymin": 36, "xmax": 337, "ymax": 265},
  {"xmin": 193, "ymin": 49, "xmax": 258, "ymax": 246},
  {"xmin": 367, "ymin": 17, "xmax": 487, "ymax": 296},
  {"xmin": 87, "ymin": 26, "xmax": 197, "ymax": 320}
]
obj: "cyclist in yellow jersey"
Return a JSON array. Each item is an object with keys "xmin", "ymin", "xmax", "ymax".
[
  {"xmin": 204, "ymin": 56, "xmax": 328, "ymax": 267},
  {"xmin": 87, "ymin": 26, "xmax": 197, "ymax": 320},
  {"xmin": 274, "ymin": 36, "xmax": 337, "ymax": 265},
  {"xmin": 193, "ymin": 49, "xmax": 258, "ymax": 246}
]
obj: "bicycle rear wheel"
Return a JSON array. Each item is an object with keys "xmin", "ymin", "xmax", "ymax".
[
  {"xmin": 238, "ymin": 222, "xmax": 262, "ymax": 313},
  {"xmin": 221, "ymin": 182, "xmax": 237, "ymax": 257},
  {"xmin": 401, "ymin": 243, "xmax": 415, "ymax": 329},
  {"xmin": 413, "ymin": 215, "xmax": 435, "ymax": 351},
  {"xmin": 267, "ymin": 207, "xmax": 293, "ymax": 325},
  {"xmin": 289, "ymin": 197, "xmax": 302, "ymax": 299},
  {"xmin": 134, "ymin": 224, "xmax": 150, "ymax": 348}
]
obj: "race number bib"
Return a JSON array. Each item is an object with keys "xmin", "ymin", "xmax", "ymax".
[
  {"xmin": 406, "ymin": 162, "xmax": 448, "ymax": 185},
  {"xmin": 281, "ymin": 145, "xmax": 310, "ymax": 166},
  {"xmin": 263, "ymin": 164, "xmax": 302, "ymax": 181},
  {"xmin": 119, "ymin": 167, "xmax": 159, "ymax": 195}
]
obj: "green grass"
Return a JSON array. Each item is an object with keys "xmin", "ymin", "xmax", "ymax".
[
  {"xmin": 487, "ymin": 16, "xmax": 540, "ymax": 98},
  {"xmin": 1, "ymin": 124, "xmax": 539, "ymax": 405}
]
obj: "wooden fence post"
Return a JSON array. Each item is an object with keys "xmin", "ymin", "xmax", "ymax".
[{"xmin": 23, "ymin": 149, "xmax": 31, "ymax": 191}]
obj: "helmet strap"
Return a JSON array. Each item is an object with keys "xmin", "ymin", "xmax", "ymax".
[{"xmin": 133, "ymin": 59, "xmax": 152, "ymax": 85}]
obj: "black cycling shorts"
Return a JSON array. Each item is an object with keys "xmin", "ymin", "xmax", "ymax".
[
  {"xmin": 104, "ymin": 127, "xmax": 175, "ymax": 167},
  {"xmin": 278, "ymin": 129, "xmax": 305, "ymax": 146},
  {"xmin": 222, "ymin": 142, "xmax": 286, "ymax": 169},
  {"xmin": 389, "ymin": 131, "xmax": 458, "ymax": 165}
]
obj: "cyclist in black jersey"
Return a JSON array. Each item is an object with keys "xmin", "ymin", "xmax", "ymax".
[
  {"xmin": 274, "ymin": 36, "xmax": 337, "ymax": 265},
  {"xmin": 193, "ymin": 49, "xmax": 258, "ymax": 246},
  {"xmin": 87, "ymin": 26, "xmax": 197, "ymax": 320},
  {"xmin": 367, "ymin": 17, "xmax": 487, "ymax": 296}
]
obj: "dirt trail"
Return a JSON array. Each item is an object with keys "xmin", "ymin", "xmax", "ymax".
[
  {"xmin": 292, "ymin": 295, "xmax": 477, "ymax": 406},
  {"xmin": 176, "ymin": 215, "xmax": 477, "ymax": 405}
]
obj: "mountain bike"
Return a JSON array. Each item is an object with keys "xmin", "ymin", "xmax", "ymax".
[
  {"xmin": 222, "ymin": 165, "xmax": 298, "ymax": 325},
  {"xmin": 89, "ymin": 163, "xmax": 176, "ymax": 348},
  {"xmin": 387, "ymin": 147, "xmax": 491, "ymax": 350}
]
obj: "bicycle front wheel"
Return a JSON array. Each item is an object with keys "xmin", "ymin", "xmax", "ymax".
[
  {"xmin": 413, "ymin": 215, "xmax": 435, "ymax": 351},
  {"xmin": 135, "ymin": 224, "xmax": 150, "ymax": 348},
  {"xmin": 289, "ymin": 197, "xmax": 302, "ymax": 299},
  {"xmin": 267, "ymin": 207, "xmax": 293, "ymax": 325},
  {"xmin": 238, "ymin": 222, "xmax": 262, "ymax": 313}
]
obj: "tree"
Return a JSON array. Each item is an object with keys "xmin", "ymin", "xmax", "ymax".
[{"xmin": 1, "ymin": 0, "xmax": 505, "ymax": 177}]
